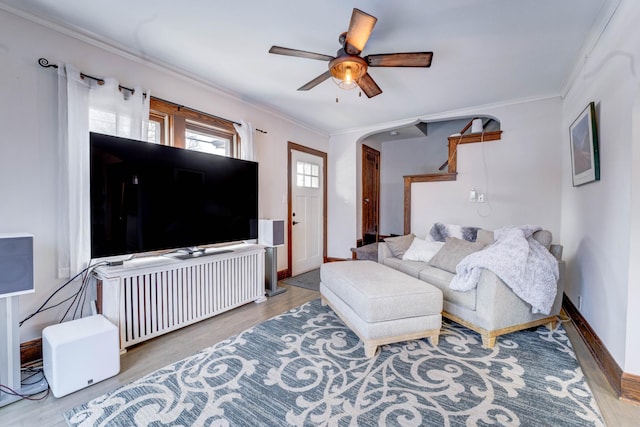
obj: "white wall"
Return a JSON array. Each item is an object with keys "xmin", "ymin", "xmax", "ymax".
[
  {"xmin": 378, "ymin": 120, "xmax": 467, "ymax": 236},
  {"xmin": 560, "ymin": 0, "xmax": 640, "ymax": 375},
  {"xmin": 411, "ymin": 98, "xmax": 563, "ymax": 238},
  {"xmin": 0, "ymin": 9, "xmax": 328, "ymax": 342},
  {"xmin": 328, "ymin": 133, "xmax": 358, "ymax": 258},
  {"xmin": 328, "ymin": 98, "xmax": 563, "ymax": 258}
]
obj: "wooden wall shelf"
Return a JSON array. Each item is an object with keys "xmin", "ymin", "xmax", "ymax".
[{"xmin": 447, "ymin": 130, "xmax": 503, "ymax": 145}]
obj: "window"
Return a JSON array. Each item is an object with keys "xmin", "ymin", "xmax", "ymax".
[
  {"xmin": 147, "ymin": 111, "xmax": 166, "ymax": 144},
  {"xmin": 185, "ymin": 122, "xmax": 232, "ymax": 156},
  {"xmin": 296, "ymin": 160, "xmax": 320, "ymax": 188},
  {"xmin": 147, "ymin": 98, "xmax": 239, "ymax": 157}
]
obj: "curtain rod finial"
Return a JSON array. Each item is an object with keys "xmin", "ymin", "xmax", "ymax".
[{"xmin": 38, "ymin": 58, "xmax": 58, "ymax": 69}]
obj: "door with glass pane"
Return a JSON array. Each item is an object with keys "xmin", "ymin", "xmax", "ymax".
[{"xmin": 290, "ymin": 148, "xmax": 324, "ymax": 276}]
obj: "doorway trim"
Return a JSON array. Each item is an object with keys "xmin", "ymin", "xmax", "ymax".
[{"xmin": 287, "ymin": 142, "xmax": 328, "ymax": 278}]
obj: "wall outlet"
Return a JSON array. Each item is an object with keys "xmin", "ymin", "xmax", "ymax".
[
  {"xmin": 578, "ymin": 296, "xmax": 583, "ymax": 310},
  {"xmin": 469, "ymin": 190, "xmax": 477, "ymax": 202},
  {"xmin": 477, "ymin": 193, "xmax": 485, "ymax": 203}
]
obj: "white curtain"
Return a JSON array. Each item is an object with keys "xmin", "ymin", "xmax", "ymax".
[
  {"xmin": 233, "ymin": 120, "xmax": 257, "ymax": 162},
  {"xmin": 56, "ymin": 64, "xmax": 150, "ymax": 278}
]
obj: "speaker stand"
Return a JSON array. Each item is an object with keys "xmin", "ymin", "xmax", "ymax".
[
  {"xmin": 264, "ymin": 247, "xmax": 286, "ymax": 297},
  {"xmin": 0, "ymin": 296, "xmax": 48, "ymax": 408}
]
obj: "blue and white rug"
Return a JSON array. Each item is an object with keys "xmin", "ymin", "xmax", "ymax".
[{"xmin": 65, "ymin": 299, "xmax": 604, "ymax": 426}]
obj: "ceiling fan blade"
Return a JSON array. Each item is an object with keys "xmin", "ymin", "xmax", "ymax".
[
  {"xmin": 366, "ymin": 52, "xmax": 433, "ymax": 67},
  {"xmin": 357, "ymin": 73, "xmax": 382, "ymax": 98},
  {"xmin": 344, "ymin": 8, "xmax": 377, "ymax": 55},
  {"xmin": 298, "ymin": 70, "xmax": 332, "ymax": 91},
  {"xmin": 269, "ymin": 46, "xmax": 334, "ymax": 61}
]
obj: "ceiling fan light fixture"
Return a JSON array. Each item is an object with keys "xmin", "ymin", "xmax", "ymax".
[{"xmin": 329, "ymin": 56, "xmax": 367, "ymax": 90}]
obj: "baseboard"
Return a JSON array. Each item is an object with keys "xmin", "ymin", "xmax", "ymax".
[
  {"xmin": 563, "ymin": 295, "xmax": 640, "ymax": 403},
  {"xmin": 622, "ymin": 372, "xmax": 640, "ymax": 402},
  {"xmin": 20, "ymin": 338, "xmax": 42, "ymax": 366},
  {"xmin": 325, "ymin": 257, "xmax": 348, "ymax": 263}
]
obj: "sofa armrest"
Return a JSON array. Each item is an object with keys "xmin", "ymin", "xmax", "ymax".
[
  {"xmin": 470, "ymin": 260, "xmax": 565, "ymax": 330},
  {"xmin": 549, "ymin": 244, "xmax": 563, "ymax": 261},
  {"xmin": 378, "ymin": 241, "xmax": 394, "ymax": 263}
]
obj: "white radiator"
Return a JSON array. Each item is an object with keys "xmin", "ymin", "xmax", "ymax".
[{"xmin": 95, "ymin": 244, "xmax": 265, "ymax": 351}]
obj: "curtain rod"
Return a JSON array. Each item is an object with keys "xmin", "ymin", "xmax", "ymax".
[{"xmin": 38, "ymin": 58, "xmax": 267, "ymax": 134}]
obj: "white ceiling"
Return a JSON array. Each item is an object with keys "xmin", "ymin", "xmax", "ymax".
[{"xmin": 2, "ymin": 0, "xmax": 618, "ymax": 135}]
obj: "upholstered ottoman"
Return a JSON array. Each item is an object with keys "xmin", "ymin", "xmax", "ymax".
[{"xmin": 320, "ymin": 260, "xmax": 443, "ymax": 357}]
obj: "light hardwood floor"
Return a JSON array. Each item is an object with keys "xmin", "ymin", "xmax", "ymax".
[{"xmin": 1, "ymin": 284, "xmax": 638, "ymax": 426}]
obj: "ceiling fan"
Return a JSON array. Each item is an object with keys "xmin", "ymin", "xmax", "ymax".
[{"xmin": 269, "ymin": 8, "xmax": 433, "ymax": 98}]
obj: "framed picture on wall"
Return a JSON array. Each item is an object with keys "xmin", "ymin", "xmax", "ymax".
[{"xmin": 569, "ymin": 102, "xmax": 600, "ymax": 186}]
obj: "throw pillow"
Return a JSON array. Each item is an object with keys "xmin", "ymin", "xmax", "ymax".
[
  {"xmin": 427, "ymin": 237, "xmax": 486, "ymax": 274},
  {"xmin": 402, "ymin": 238, "xmax": 444, "ymax": 263},
  {"xmin": 532, "ymin": 230, "xmax": 552, "ymax": 249},
  {"xmin": 383, "ymin": 233, "xmax": 415, "ymax": 258},
  {"xmin": 429, "ymin": 222, "xmax": 480, "ymax": 243},
  {"xmin": 476, "ymin": 229, "xmax": 495, "ymax": 246}
]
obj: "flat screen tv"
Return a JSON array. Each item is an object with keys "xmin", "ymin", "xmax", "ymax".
[{"xmin": 90, "ymin": 132, "xmax": 258, "ymax": 259}]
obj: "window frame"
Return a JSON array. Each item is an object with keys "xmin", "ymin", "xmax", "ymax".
[{"xmin": 149, "ymin": 97, "xmax": 239, "ymax": 157}]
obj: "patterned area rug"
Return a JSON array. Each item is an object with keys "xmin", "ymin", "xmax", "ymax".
[{"xmin": 65, "ymin": 299, "xmax": 604, "ymax": 426}]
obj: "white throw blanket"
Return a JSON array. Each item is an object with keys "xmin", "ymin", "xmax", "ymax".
[{"xmin": 449, "ymin": 225, "xmax": 559, "ymax": 314}]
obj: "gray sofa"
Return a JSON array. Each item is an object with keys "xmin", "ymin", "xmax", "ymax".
[{"xmin": 377, "ymin": 230, "xmax": 565, "ymax": 348}]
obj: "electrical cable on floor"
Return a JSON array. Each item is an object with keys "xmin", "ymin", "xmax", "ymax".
[
  {"xmin": 0, "ymin": 383, "xmax": 49, "ymax": 401},
  {"xmin": 0, "ymin": 368, "xmax": 49, "ymax": 401}
]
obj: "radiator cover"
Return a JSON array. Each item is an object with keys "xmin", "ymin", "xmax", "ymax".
[{"xmin": 94, "ymin": 244, "xmax": 265, "ymax": 351}]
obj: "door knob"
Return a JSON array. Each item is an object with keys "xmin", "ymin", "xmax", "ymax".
[{"xmin": 292, "ymin": 221, "xmax": 300, "ymax": 225}]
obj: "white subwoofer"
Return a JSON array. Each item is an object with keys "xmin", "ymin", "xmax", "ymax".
[{"xmin": 43, "ymin": 315, "xmax": 120, "ymax": 397}]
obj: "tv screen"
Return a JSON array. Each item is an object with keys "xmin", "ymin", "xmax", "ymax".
[{"xmin": 90, "ymin": 132, "xmax": 258, "ymax": 259}]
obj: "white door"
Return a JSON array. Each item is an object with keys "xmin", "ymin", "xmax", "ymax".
[{"xmin": 291, "ymin": 150, "xmax": 324, "ymax": 276}]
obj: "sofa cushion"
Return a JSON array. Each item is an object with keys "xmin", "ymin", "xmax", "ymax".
[
  {"xmin": 418, "ymin": 266, "xmax": 477, "ymax": 311},
  {"xmin": 427, "ymin": 237, "xmax": 486, "ymax": 274},
  {"xmin": 381, "ymin": 256, "xmax": 404, "ymax": 271},
  {"xmin": 398, "ymin": 260, "xmax": 430, "ymax": 278},
  {"xmin": 402, "ymin": 238, "xmax": 443, "ymax": 263},
  {"xmin": 383, "ymin": 233, "xmax": 415, "ymax": 258},
  {"xmin": 429, "ymin": 222, "xmax": 480, "ymax": 242}
]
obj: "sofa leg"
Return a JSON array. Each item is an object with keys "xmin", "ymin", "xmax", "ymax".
[
  {"xmin": 545, "ymin": 319, "xmax": 558, "ymax": 331},
  {"xmin": 482, "ymin": 334, "xmax": 496, "ymax": 348},
  {"xmin": 364, "ymin": 343, "xmax": 378, "ymax": 358},
  {"xmin": 430, "ymin": 334, "xmax": 439, "ymax": 347}
]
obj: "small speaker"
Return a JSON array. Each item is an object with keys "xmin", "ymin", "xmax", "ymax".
[
  {"xmin": 258, "ymin": 219, "xmax": 285, "ymax": 247},
  {"xmin": 0, "ymin": 233, "xmax": 34, "ymax": 297}
]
